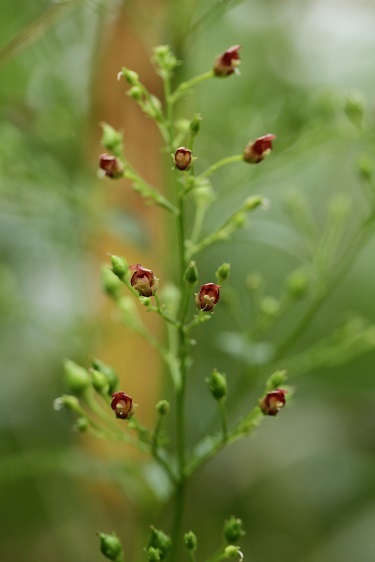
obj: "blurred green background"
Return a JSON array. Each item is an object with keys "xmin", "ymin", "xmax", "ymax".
[{"xmin": 1, "ymin": 1, "xmax": 375, "ymax": 561}]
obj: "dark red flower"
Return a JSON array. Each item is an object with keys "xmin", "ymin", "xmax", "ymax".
[
  {"xmin": 99, "ymin": 153, "xmax": 124, "ymax": 178},
  {"xmin": 259, "ymin": 388, "xmax": 287, "ymax": 416},
  {"xmin": 111, "ymin": 391, "xmax": 135, "ymax": 419},
  {"xmin": 129, "ymin": 264, "xmax": 159, "ymax": 297},
  {"xmin": 243, "ymin": 134, "xmax": 276, "ymax": 164},
  {"xmin": 213, "ymin": 45, "xmax": 241, "ymax": 77},
  {"xmin": 174, "ymin": 147, "xmax": 192, "ymax": 171},
  {"xmin": 195, "ymin": 283, "xmax": 221, "ymax": 312}
]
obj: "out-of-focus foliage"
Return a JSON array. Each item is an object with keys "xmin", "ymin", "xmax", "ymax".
[{"xmin": 1, "ymin": 1, "xmax": 375, "ymax": 561}]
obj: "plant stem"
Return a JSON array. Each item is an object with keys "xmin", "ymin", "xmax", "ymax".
[
  {"xmin": 199, "ymin": 154, "xmax": 243, "ymax": 179},
  {"xmin": 169, "ymin": 70, "xmax": 214, "ymax": 104}
]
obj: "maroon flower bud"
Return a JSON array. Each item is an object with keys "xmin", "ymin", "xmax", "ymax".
[
  {"xmin": 195, "ymin": 283, "xmax": 221, "ymax": 312},
  {"xmin": 213, "ymin": 45, "xmax": 241, "ymax": 77},
  {"xmin": 243, "ymin": 134, "xmax": 276, "ymax": 164},
  {"xmin": 111, "ymin": 391, "xmax": 135, "ymax": 420},
  {"xmin": 174, "ymin": 147, "xmax": 192, "ymax": 171},
  {"xmin": 129, "ymin": 264, "xmax": 159, "ymax": 297},
  {"xmin": 99, "ymin": 153, "xmax": 124, "ymax": 178},
  {"xmin": 259, "ymin": 388, "xmax": 287, "ymax": 416}
]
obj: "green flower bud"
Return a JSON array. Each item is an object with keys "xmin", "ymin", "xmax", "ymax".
[
  {"xmin": 98, "ymin": 532, "xmax": 123, "ymax": 561},
  {"xmin": 184, "ymin": 531, "xmax": 198, "ymax": 552},
  {"xmin": 152, "ymin": 45, "xmax": 180, "ymax": 76},
  {"xmin": 91, "ymin": 358, "xmax": 119, "ymax": 394},
  {"xmin": 246, "ymin": 273, "xmax": 263, "ymax": 292},
  {"xmin": 63, "ymin": 360, "xmax": 91, "ymax": 395},
  {"xmin": 357, "ymin": 156, "xmax": 373, "ymax": 182},
  {"xmin": 111, "ymin": 255, "xmax": 128, "ymax": 280},
  {"xmin": 242, "ymin": 195, "xmax": 266, "ymax": 211},
  {"xmin": 206, "ymin": 369, "xmax": 227, "ymax": 401},
  {"xmin": 156, "ymin": 400, "xmax": 170, "ymax": 416},
  {"xmin": 231, "ymin": 211, "xmax": 247, "ymax": 229},
  {"xmin": 184, "ymin": 261, "xmax": 198, "ymax": 285},
  {"xmin": 53, "ymin": 394, "xmax": 81, "ymax": 412},
  {"xmin": 147, "ymin": 527, "xmax": 172, "ymax": 560},
  {"xmin": 190, "ymin": 113, "xmax": 202, "ymax": 135},
  {"xmin": 259, "ymin": 296, "xmax": 279, "ymax": 317},
  {"xmin": 90, "ymin": 369, "xmax": 109, "ymax": 394},
  {"xmin": 215, "ymin": 263, "xmax": 231, "ymax": 284},
  {"xmin": 266, "ymin": 370, "xmax": 287, "ymax": 391},
  {"xmin": 74, "ymin": 417, "xmax": 89, "ymax": 432},
  {"xmin": 101, "ymin": 123, "xmax": 123, "ymax": 155},
  {"xmin": 344, "ymin": 94, "xmax": 364, "ymax": 128},
  {"xmin": 120, "ymin": 67, "xmax": 139, "ymax": 85},
  {"xmin": 286, "ymin": 268, "xmax": 309, "ymax": 299},
  {"xmin": 223, "ymin": 516, "xmax": 245, "ymax": 544},
  {"xmin": 102, "ymin": 266, "xmax": 123, "ymax": 298},
  {"xmin": 128, "ymin": 85, "xmax": 144, "ymax": 100}
]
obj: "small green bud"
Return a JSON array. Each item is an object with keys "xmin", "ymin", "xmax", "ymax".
[
  {"xmin": 120, "ymin": 67, "xmax": 139, "ymax": 85},
  {"xmin": 286, "ymin": 268, "xmax": 309, "ymax": 299},
  {"xmin": 90, "ymin": 368, "xmax": 109, "ymax": 394},
  {"xmin": 156, "ymin": 400, "xmax": 170, "ymax": 416},
  {"xmin": 246, "ymin": 273, "xmax": 262, "ymax": 292},
  {"xmin": 216, "ymin": 263, "xmax": 231, "ymax": 284},
  {"xmin": 357, "ymin": 156, "xmax": 373, "ymax": 182},
  {"xmin": 224, "ymin": 545, "xmax": 243, "ymax": 560},
  {"xmin": 223, "ymin": 516, "xmax": 245, "ymax": 544},
  {"xmin": 101, "ymin": 123, "xmax": 123, "ymax": 155},
  {"xmin": 266, "ymin": 370, "xmax": 287, "ymax": 391},
  {"xmin": 184, "ymin": 531, "xmax": 198, "ymax": 552},
  {"xmin": 74, "ymin": 417, "xmax": 89, "ymax": 432},
  {"xmin": 344, "ymin": 94, "xmax": 364, "ymax": 128},
  {"xmin": 242, "ymin": 195, "xmax": 267, "ymax": 211},
  {"xmin": 102, "ymin": 266, "xmax": 123, "ymax": 298},
  {"xmin": 91, "ymin": 358, "xmax": 119, "ymax": 394},
  {"xmin": 152, "ymin": 45, "xmax": 180, "ymax": 76},
  {"xmin": 98, "ymin": 532, "xmax": 123, "ymax": 561},
  {"xmin": 231, "ymin": 211, "xmax": 247, "ymax": 229},
  {"xmin": 190, "ymin": 113, "xmax": 202, "ymax": 135},
  {"xmin": 111, "ymin": 255, "xmax": 128, "ymax": 279},
  {"xmin": 259, "ymin": 296, "xmax": 279, "ymax": 317},
  {"xmin": 147, "ymin": 547, "xmax": 161, "ymax": 562},
  {"xmin": 206, "ymin": 369, "xmax": 227, "ymax": 401},
  {"xmin": 63, "ymin": 360, "xmax": 91, "ymax": 395},
  {"xmin": 128, "ymin": 85, "xmax": 144, "ymax": 100},
  {"xmin": 147, "ymin": 527, "xmax": 172, "ymax": 560},
  {"xmin": 184, "ymin": 261, "xmax": 198, "ymax": 285}
]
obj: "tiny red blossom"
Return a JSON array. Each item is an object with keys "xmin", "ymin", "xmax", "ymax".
[
  {"xmin": 259, "ymin": 388, "xmax": 287, "ymax": 416},
  {"xmin": 174, "ymin": 147, "xmax": 192, "ymax": 171},
  {"xmin": 213, "ymin": 45, "xmax": 241, "ymax": 77},
  {"xmin": 129, "ymin": 264, "xmax": 159, "ymax": 297},
  {"xmin": 111, "ymin": 391, "xmax": 135, "ymax": 420},
  {"xmin": 243, "ymin": 134, "xmax": 276, "ymax": 164},
  {"xmin": 195, "ymin": 283, "xmax": 221, "ymax": 312},
  {"xmin": 99, "ymin": 154, "xmax": 124, "ymax": 178}
]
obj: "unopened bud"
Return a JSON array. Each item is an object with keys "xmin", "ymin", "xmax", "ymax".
[
  {"xmin": 174, "ymin": 147, "xmax": 192, "ymax": 171},
  {"xmin": 243, "ymin": 195, "xmax": 266, "ymax": 211},
  {"xmin": 184, "ymin": 531, "xmax": 198, "ymax": 552},
  {"xmin": 223, "ymin": 516, "xmax": 245, "ymax": 544},
  {"xmin": 190, "ymin": 113, "xmax": 202, "ymax": 135},
  {"xmin": 111, "ymin": 391, "xmax": 135, "ymax": 420},
  {"xmin": 147, "ymin": 547, "xmax": 161, "ymax": 562},
  {"xmin": 129, "ymin": 264, "xmax": 159, "ymax": 297},
  {"xmin": 53, "ymin": 394, "xmax": 81, "ymax": 412},
  {"xmin": 266, "ymin": 370, "xmax": 287, "ymax": 391},
  {"xmin": 213, "ymin": 45, "xmax": 241, "ymax": 77},
  {"xmin": 101, "ymin": 123, "xmax": 123, "ymax": 155},
  {"xmin": 206, "ymin": 369, "xmax": 227, "ymax": 401},
  {"xmin": 224, "ymin": 545, "xmax": 243, "ymax": 560},
  {"xmin": 156, "ymin": 400, "xmax": 170, "ymax": 416},
  {"xmin": 74, "ymin": 417, "xmax": 89, "ymax": 432},
  {"xmin": 99, "ymin": 154, "xmax": 124, "ymax": 179},
  {"xmin": 91, "ymin": 358, "xmax": 119, "ymax": 394},
  {"xmin": 357, "ymin": 156, "xmax": 373, "ymax": 182},
  {"xmin": 120, "ymin": 67, "xmax": 139, "ymax": 85},
  {"xmin": 111, "ymin": 255, "xmax": 128, "ymax": 280},
  {"xmin": 98, "ymin": 532, "xmax": 123, "ymax": 561},
  {"xmin": 90, "ymin": 368, "xmax": 109, "ymax": 394},
  {"xmin": 286, "ymin": 268, "xmax": 309, "ymax": 299},
  {"xmin": 128, "ymin": 85, "xmax": 143, "ymax": 100},
  {"xmin": 215, "ymin": 263, "xmax": 231, "ymax": 284},
  {"xmin": 184, "ymin": 261, "xmax": 199, "ymax": 285},
  {"xmin": 259, "ymin": 296, "xmax": 279, "ymax": 317},
  {"xmin": 63, "ymin": 360, "xmax": 91, "ymax": 395},
  {"xmin": 259, "ymin": 388, "xmax": 287, "ymax": 416},
  {"xmin": 147, "ymin": 527, "xmax": 172, "ymax": 560},
  {"xmin": 344, "ymin": 94, "xmax": 364, "ymax": 128},
  {"xmin": 243, "ymin": 134, "xmax": 276, "ymax": 164},
  {"xmin": 102, "ymin": 266, "xmax": 123, "ymax": 298},
  {"xmin": 246, "ymin": 273, "xmax": 263, "ymax": 292}
]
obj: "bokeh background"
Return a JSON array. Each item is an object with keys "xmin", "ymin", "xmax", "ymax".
[{"xmin": 1, "ymin": 1, "xmax": 375, "ymax": 561}]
